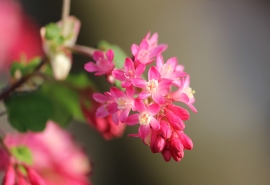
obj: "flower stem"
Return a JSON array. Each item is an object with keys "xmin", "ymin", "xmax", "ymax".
[
  {"xmin": 61, "ymin": 0, "xmax": 71, "ymax": 35},
  {"xmin": 69, "ymin": 45, "xmax": 99, "ymax": 58}
]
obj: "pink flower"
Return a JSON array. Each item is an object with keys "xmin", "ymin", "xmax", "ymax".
[
  {"xmin": 125, "ymin": 99, "xmax": 160, "ymax": 140},
  {"xmin": 0, "ymin": 0, "xmax": 43, "ymax": 71},
  {"xmin": 156, "ymin": 54, "xmax": 186, "ymax": 83},
  {"xmin": 168, "ymin": 75, "xmax": 197, "ymax": 112},
  {"xmin": 144, "ymin": 32, "xmax": 167, "ymax": 51},
  {"xmin": 84, "ymin": 49, "xmax": 115, "ymax": 76},
  {"xmin": 131, "ymin": 66, "xmax": 172, "ymax": 104},
  {"xmin": 131, "ymin": 32, "xmax": 167, "ymax": 65},
  {"xmin": 112, "ymin": 58, "xmax": 145, "ymax": 87},
  {"xmin": 4, "ymin": 121, "xmax": 92, "ymax": 185},
  {"xmin": 80, "ymin": 89, "xmax": 126, "ymax": 140},
  {"xmin": 93, "ymin": 87, "xmax": 135, "ymax": 124}
]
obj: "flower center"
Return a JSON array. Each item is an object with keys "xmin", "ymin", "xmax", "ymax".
[
  {"xmin": 116, "ymin": 97, "xmax": 129, "ymax": 109},
  {"xmin": 147, "ymin": 79, "xmax": 158, "ymax": 93},
  {"xmin": 184, "ymin": 86, "xmax": 195, "ymax": 99},
  {"xmin": 124, "ymin": 70, "xmax": 134, "ymax": 79},
  {"xmin": 139, "ymin": 113, "xmax": 151, "ymax": 125}
]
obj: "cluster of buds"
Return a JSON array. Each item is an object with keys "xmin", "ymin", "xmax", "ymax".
[
  {"xmin": 85, "ymin": 32, "xmax": 197, "ymax": 162},
  {"xmin": 3, "ymin": 161, "xmax": 45, "ymax": 185}
]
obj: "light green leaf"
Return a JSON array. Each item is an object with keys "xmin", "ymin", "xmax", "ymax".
[{"xmin": 10, "ymin": 146, "xmax": 33, "ymax": 165}]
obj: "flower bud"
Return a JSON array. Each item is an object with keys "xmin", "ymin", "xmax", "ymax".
[
  {"xmin": 166, "ymin": 104, "xmax": 190, "ymax": 121},
  {"xmin": 178, "ymin": 131, "xmax": 193, "ymax": 150},
  {"xmin": 2, "ymin": 164, "xmax": 15, "ymax": 185},
  {"xmin": 26, "ymin": 167, "xmax": 45, "ymax": 185},
  {"xmin": 164, "ymin": 109, "xmax": 185, "ymax": 131}
]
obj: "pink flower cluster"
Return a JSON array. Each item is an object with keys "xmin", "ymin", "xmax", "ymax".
[
  {"xmin": 84, "ymin": 32, "xmax": 197, "ymax": 162},
  {"xmin": 2, "ymin": 121, "xmax": 92, "ymax": 185}
]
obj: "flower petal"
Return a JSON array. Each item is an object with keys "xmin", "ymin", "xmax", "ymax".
[
  {"xmin": 105, "ymin": 49, "xmax": 114, "ymax": 61},
  {"xmin": 152, "ymin": 93, "xmax": 165, "ymax": 104},
  {"xmin": 119, "ymin": 108, "xmax": 130, "ymax": 123},
  {"xmin": 93, "ymin": 93, "xmax": 111, "ymax": 103},
  {"xmin": 138, "ymin": 125, "xmax": 150, "ymax": 140},
  {"xmin": 110, "ymin": 87, "xmax": 125, "ymax": 99},
  {"xmin": 96, "ymin": 106, "xmax": 109, "ymax": 118},
  {"xmin": 150, "ymin": 117, "xmax": 160, "ymax": 130},
  {"xmin": 134, "ymin": 99, "xmax": 146, "ymax": 113},
  {"xmin": 156, "ymin": 54, "xmax": 164, "ymax": 71},
  {"xmin": 131, "ymin": 78, "xmax": 147, "ymax": 88},
  {"xmin": 131, "ymin": 44, "xmax": 139, "ymax": 55},
  {"xmin": 148, "ymin": 103, "xmax": 160, "ymax": 115},
  {"xmin": 107, "ymin": 102, "xmax": 118, "ymax": 114},
  {"xmin": 112, "ymin": 70, "xmax": 126, "ymax": 81},
  {"xmin": 84, "ymin": 62, "xmax": 99, "ymax": 72},
  {"xmin": 148, "ymin": 66, "xmax": 160, "ymax": 80},
  {"xmin": 125, "ymin": 114, "xmax": 139, "ymax": 125}
]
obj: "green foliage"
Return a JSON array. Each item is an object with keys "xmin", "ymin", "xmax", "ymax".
[
  {"xmin": 97, "ymin": 40, "xmax": 128, "ymax": 69},
  {"xmin": 10, "ymin": 57, "xmax": 41, "ymax": 77},
  {"xmin": 45, "ymin": 23, "xmax": 64, "ymax": 45},
  {"xmin": 4, "ymin": 72, "xmax": 95, "ymax": 132},
  {"xmin": 10, "ymin": 146, "xmax": 33, "ymax": 165},
  {"xmin": 5, "ymin": 91, "xmax": 53, "ymax": 132}
]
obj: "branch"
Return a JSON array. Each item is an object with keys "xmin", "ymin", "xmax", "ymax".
[
  {"xmin": 0, "ymin": 59, "xmax": 47, "ymax": 101},
  {"xmin": 61, "ymin": 0, "xmax": 71, "ymax": 35}
]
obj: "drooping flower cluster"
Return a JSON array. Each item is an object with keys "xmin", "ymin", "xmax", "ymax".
[{"xmin": 85, "ymin": 32, "xmax": 197, "ymax": 162}]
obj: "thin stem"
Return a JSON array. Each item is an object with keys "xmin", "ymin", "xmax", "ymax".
[
  {"xmin": 69, "ymin": 45, "xmax": 99, "ymax": 57},
  {"xmin": 61, "ymin": 0, "xmax": 71, "ymax": 35},
  {"xmin": 0, "ymin": 59, "xmax": 47, "ymax": 101}
]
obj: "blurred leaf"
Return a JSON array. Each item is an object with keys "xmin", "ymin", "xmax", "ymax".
[
  {"xmin": 10, "ymin": 146, "xmax": 33, "ymax": 165},
  {"xmin": 5, "ymin": 91, "xmax": 53, "ymax": 132},
  {"xmin": 10, "ymin": 57, "xmax": 41, "ymax": 77},
  {"xmin": 40, "ymin": 72, "xmax": 95, "ymax": 124},
  {"xmin": 45, "ymin": 23, "xmax": 61, "ymax": 40},
  {"xmin": 97, "ymin": 40, "xmax": 128, "ymax": 69}
]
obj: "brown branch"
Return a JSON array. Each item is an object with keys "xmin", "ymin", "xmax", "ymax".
[{"xmin": 0, "ymin": 59, "xmax": 47, "ymax": 101}]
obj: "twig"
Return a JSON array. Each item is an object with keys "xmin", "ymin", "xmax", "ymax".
[
  {"xmin": 69, "ymin": 45, "xmax": 99, "ymax": 57},
  {"xmin": 0, "ymin": 59, "xmax": 47, "ymax": 101}
]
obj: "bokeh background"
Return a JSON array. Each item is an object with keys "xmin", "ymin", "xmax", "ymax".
[{"xmin": 1, "ymin": 0, "xmax": 270, "ymax": 184}]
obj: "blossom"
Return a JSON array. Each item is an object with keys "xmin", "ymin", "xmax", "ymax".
[
  {"xmin": 93, "ymin": 86, "xmax": 135, "ymax": 124},
  {"xmin": 125, "ymin": 99, "xmax": 160, "ymax": 140},
  {"xmin": 112, "ymin": 57, "xmax": 145, "ymax": 88},
  {"xmin": 4, "ymin": 121, "xmax": 92, "ymax": 185},
  {"xmin": 132, "ymin": 66, "xmax": 172, "ymax": 104},
  {"xmin": 168, "ymin": 75, "xmax": 197, "ymax": 112},
  {"xmin": 80, "ymin": 89, "xmax": 126, "ymax": 140},
  {"xmin": 131, "ymin": 32, "xmax": 167, "ymax": 65},
  {"xmin": 156, "ymin": 54, "xmax": 186, "ymax": 83},
  {"xmin": 84, "ymin": 49, "xmax": 115, "ymax": 76}
]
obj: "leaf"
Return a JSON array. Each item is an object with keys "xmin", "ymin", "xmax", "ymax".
[
  {"xmin": 97, "ymin": 40, "xmax": 128, "ymax": 69},
  {"xmin": 9, "ymin": 57, "xmax": 41, "ymax": 77},
  {"xmin": 40, "ymin": 72, "xmax": 95, "ymax": 124},
  {"xmin": 45, "ymin": 23, "xmax": 61, "ymax": 40},
  {"xmin": 10, "ymin": 146, "xmax": 33, "ymax": 165},
  {"xmin": 5, "ymin": 91, "xmax": 53, "ymax": 132}
]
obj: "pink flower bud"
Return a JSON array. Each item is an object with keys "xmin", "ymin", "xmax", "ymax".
[
  {"xmin": 161, "ymin": 141, "xmax": 172, "ymax": 162},
  {"xmin": 2, "ymin": 164, "xmax": 16, "ymax": 185},
  {"xmin": 178, "ymin": 131, "xmax": 193, "ymax": 150},
  {"xmin": 150, "ymin": 131, "xmax": 165, "ymax": 153},
  {"xmin": 26, "ymin": 167, "xmax": 45, "ymax": 185},
  {"xmin": 158, "ymin": 120, "xmax": 172, "ymax": 139},
  {"xmin": 166, "ymin": 104, "xmax": 190, "ymax": 121},
  {"xmin": 170, "ymin": 133, "xmax": 184, "ymax": 161},
  {"xmin": 17, "ymin": 171, "xmax": 28, "ymax": 185},
  {"xmin": 164, "ymin": 109, "xmax": 185, "ymax": 131}
]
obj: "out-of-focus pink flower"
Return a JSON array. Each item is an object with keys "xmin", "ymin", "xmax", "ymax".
[
  {"xmin": 0, "ymin": 0, "xmax": 43, "ymax": 71},
  {"xmin": 84, "ymin": 49, "xmax": 115, "ymax": 76},
  {"xmin": 4, "ymin": 121, "xmax": 92, "ymax": 185},
  {"xmin": 80, "ymin": 89, "xmax": 126, "ymax": 140}
]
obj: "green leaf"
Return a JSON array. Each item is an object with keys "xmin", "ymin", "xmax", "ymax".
[
  {"xmin": 10, "ymin": 146, "xmax": 33, "ymax": 165},
  {"xmin": 97, "ymin": 40, "xmax": 128, "ymax": 69},
  {"xmin": 10, "ymin": 57, "xmax": 41, "ymax": 77},
  {"xmin": 40, "ymin": 72, "xmax": 95, "ymax": 124},
  {"xmin": 45, "ymin": 23, "xmax": 61, "ymax": 40},
  {"xmin": 5, "ymin": 91, "xmax": 53, "ymax": 132}
]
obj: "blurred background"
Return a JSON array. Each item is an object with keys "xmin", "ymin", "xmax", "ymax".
[{"xmin": 1, "ymin": 0, "xmax": 270, "ymax": 184}]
